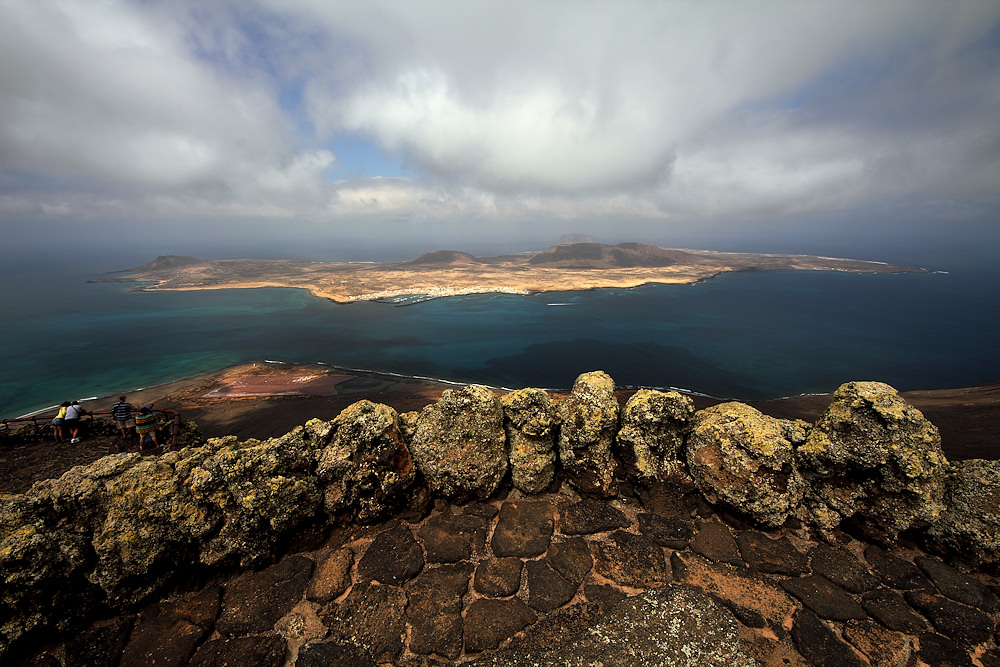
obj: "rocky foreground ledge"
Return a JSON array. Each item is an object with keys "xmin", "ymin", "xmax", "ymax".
[{"xmin": 3, "ymin": 373, "xmax": 1000, "ymax": 665}]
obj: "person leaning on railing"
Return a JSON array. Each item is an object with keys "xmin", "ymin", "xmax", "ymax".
[{"xmin": 135, "ymin": 405, "xmax": 160, "ymax": 451}]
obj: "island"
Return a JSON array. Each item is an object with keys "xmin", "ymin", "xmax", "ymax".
[{"xmin": 97, "ymin": 242, "xmax": 930, "ymax": 304}]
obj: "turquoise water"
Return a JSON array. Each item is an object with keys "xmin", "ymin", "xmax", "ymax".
[{"xmin": 2, "ymin": 259, "xmax": 998, "ymax": 418}]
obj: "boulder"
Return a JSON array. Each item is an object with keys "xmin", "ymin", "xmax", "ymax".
[
  {"xmin": 557, "ymin": 371, "xmax": 619, "ymax": 497},
  {"xmin": 797, "ymin": 382, "xmax": 948, "ymax": 541},
  {"xmin": 176, "ymin": 434, "xmax": 321, "ymax": 568},
  {"xmin": 410, "ymin": 385, "xmax": 508, "ymax": 499},
  {"xmin": 501, "ymin": 388, "xmax": 560, "ymax": 494},
  {"xmin": 925, "ymin": 459, "xmax": 1000, "ymax": 566},
  {"xmin": 314, "ymin": 401, "xmax": 415, "ymax": 523},
  {"xmin": 474, "ymin": 585, "xmax": 755, "ymax": 666},
  {"xmin": 685, "ymin": 402, "xmax": 805, "ymax": 527},
  {"xmin": 616, "ymin": 389, "xmax": 694, "ymax": 482}
]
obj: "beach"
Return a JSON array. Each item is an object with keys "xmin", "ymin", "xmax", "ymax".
[{"xmin": 63, "ymin": 362, "xmax": 1000, "ymax": 453}]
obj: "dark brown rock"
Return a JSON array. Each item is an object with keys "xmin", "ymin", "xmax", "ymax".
[
  {"xmin": 490, "ymin": 500, "xmax": 554, "ymax": 557},
  {"xmin": 121, "ymin": 586, "xmax": 220, "ymax": 667},
  {"xmin": 861, "ymin": 588, "xmax": 930, "ymax": 634},
  {"xmin": 357, "ymin": 524, "xmax": 424, "ymax": 585},
  {"xmin": 671, "ymin": 551, "xmax": 799, "ymax": 631},
  {"xmin": 736, "ymin": 531, "xmax": 809, "ymax": 575},
  {"xmin": 637, "ymin": 512, "xmax": 695, "ymax": 549},
  {"xmin": 306, "ymin": 548, "xmax": 353, "ymax": 603},
  {"xmin": 474, "ymin": 557, "xmax": 523, "ymax": 597},
  {"xmin": 188, "ymin": 635, "xmax": 287, "ymax": 667},
  {"xmin": 864, "ymin": 545, "xmax": 932, "ymax": 590},
  {"xmin": 216, "ymin": 556, "xmax": 313, "ymax": 637},
  {"xmin": 905, "ymin": 589, "xmax": 995, "ymax": 646},
  {"xmin": 558, "ymin": 499, "xmax": 630, "ymax": 535},
  {"xmin": 462, "ymin": 502, "xmax": 499, "ymax": 521},
  {"xmin": 842, "ymin": 619, "xmax": 916, "ymax": 667},
  {"xmin": 583, "ymin": 584, "xmax": 626, "ymax": 613},
  {"xmin": 790, "ymin": 609, "xmax": 866, "ymax": 667},
  {"xmin": 417, "ymin": 510, "xmax": 485, "ymax": 563},
  {"xmin": 464, "ymin": 598, "xmax": 537, "ymax": 653},
  {"xmin": 915, "ymin": 556, "xmax": 1000, "ymax": 612},
  {"xmin": 780, "ymin": 575, "xmax": 867, "ymax": 621},
  {"xmin": 471, "ymin": 586, "xmax": 755, "ymax": 666},
  {"xmin": 809, "ymin": 543, "xmax": 878, "ymax": 594},
  {"xmin": 546, "ymin": 537, "xmax": 593, "ymax": 585},
  {"xmin": 324, "ymin": 581, "xmax": 407, "ymax": 664},
  {"xmin": 982, "ymin": 648, "xmax": 1000, "ymax": 667},
  {"xmin": 636, "ymin": 478, "xmax": 705, "ymax": 517},
  {"xmin": 591, "ymin": 530, "xmax": 669, "ymax": 588},
  {"xmin": 67, "ymin": 616, "xmax": 136, "ymax": 667},
  {"xmin": 405, "ymin": 563, "xmax": 474, "ymax": 659},
  {"xmin": 526, "ymin": 559, "xmax": 579, "ymax": 612},
  {"xmin": 689, "ymin": 520, "xmax": 742, "ymax": 565},
  {"xmin": 296, "ymin": 642, "xmax": 376, "ymax": 667},
  {"xmin": 496, "ymin": 602, "xmax": 604, "ymax": 655},
  {"xmin": 917, "ymin": 632, "xmax": 973, "ymax": 666}
]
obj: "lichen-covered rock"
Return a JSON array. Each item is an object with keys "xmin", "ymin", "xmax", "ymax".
[
  {"xmin": 91, "ymin": 458, "xmax": 216, "ymax": 604},
  {"xmin": 686, "ymin": 402, "xmax": 805, "ymax": 527},
  {"xmin": 557, "ymin": 371, "xmax": 619, "ymax": 497},
  {"xmin": 797, "ymin": 381, "xmax": 947, "ymax": 541},
  {"xmin": 315, "ymin": 401, "xmax": 414, "ymax": 523},
  {"xmin": 0, "ymin": 493, "xmax": 97, "ymax": 655},
  {"xmin": 410, "ymin": 385, "xmax": 507, "ymax": 499},
  {"xmin": 475, "ymin": 585, "xmax": 755, "ymax": 666},
  {"xmin": 179, "ymin": 434, "xmax": 322, "ymax": 568},
  {"xmin": 501, "ymin": 388, "xmax": 560, "ymax": 494},
  {"xmin": 925, "ymin": 459, "xmax": 1000, "ymax": 566},
  {"xmin": 617, "ymin": 389, "xmax": 694, "ymax": 483}
]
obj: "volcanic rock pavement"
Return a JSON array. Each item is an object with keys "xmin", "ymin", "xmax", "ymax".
[{"xmin": 29, "ymin": 481, "xmax": 1000, "ymax": 666}]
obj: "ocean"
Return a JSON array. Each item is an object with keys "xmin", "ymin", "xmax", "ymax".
[{"xmin": 2, "ymin": 251, "xmax": 998, "ymax": 419}]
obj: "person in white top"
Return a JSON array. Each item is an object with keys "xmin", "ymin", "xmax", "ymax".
[{"xmin": 64, "ymin": 401, "xmax": 87, "ymax": 443}]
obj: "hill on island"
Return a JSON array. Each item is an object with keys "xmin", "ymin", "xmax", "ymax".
[
  {"xmin": 131, "ymin": 255, "xmax": 206, "ymax": 272},
  {"xmin": 401, "ymin": 250, "xmax": 483, "ymax": 266},
  {"xmin": 528, "ymin": 242, "xmax": 699, "ymax": 268}
]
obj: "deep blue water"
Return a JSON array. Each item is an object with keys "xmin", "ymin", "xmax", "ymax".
[{"xmin": 1, "ymin": 258, "xmax": 998, "ymax": 419}]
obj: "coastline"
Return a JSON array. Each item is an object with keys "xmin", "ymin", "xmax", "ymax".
[
  {"xmin": 52, "ymin": 362, "xmax": 1000, "ymax": 461},
  {"xmin": 98, "ymin": 243, "xmax": 931, "ymax": 304}
]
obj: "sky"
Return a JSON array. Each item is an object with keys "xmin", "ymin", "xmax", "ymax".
[{"xmin": 1, "ymin": 0, "xmax": 999, "ymax": 262}]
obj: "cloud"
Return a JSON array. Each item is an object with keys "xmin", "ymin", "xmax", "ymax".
[
  {"xmin": 0, "ymin": 0, "xmax": 331, "ymax": 205},
  {"xmin": 1, "ymin": 0, "xmax": 998, "ymax": 230}
]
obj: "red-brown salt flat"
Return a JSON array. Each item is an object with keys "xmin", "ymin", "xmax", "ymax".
[{"xmin": 202, "ymin": 374, "xmax": 355, "ymax": 398}]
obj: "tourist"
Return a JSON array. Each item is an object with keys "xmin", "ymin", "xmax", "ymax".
[
  {"xmin": 51, "ymin": 401, "xmax": 69, "ymax": 443},
  {"xmin": 135, "ymin": 405, "xmax": 160, "ymax": 450},
  {"xmin": 64, "ymin": 401, "xmax": 86, "ymax": 443},
  {"xmin": 111, "ymin": 396, "xmax": 136, "ymax": 439}
]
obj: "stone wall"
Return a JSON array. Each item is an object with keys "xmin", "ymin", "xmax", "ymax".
[{"xmin": 2, "ymin": 371, "xmax": 998, "ymax": 658}]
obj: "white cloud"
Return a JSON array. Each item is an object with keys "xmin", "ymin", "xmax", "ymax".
[
  {"xmin": 0, "ymin": 0, "xmax": 330, "ymax": 200},
  {"xmin": 1, "ymin": 0, "xmax": 998, "ymax": 230}
]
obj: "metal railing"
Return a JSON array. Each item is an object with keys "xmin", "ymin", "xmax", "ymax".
[{"xmin": 1, "ymin": 408, "xmax": 182, "ymax": 449}]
